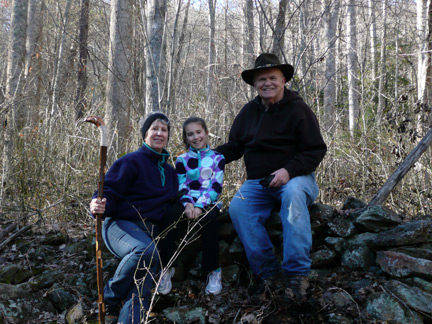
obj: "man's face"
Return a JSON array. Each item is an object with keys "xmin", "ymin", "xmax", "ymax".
[{"xmin": 253, "ymin": 68, "xmax": 286, "ymax": 105}]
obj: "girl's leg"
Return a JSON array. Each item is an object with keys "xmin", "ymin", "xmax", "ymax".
[
  {"xmin": 199, "ymin": 207, "xmax": 220, "ymax": 272},
  {"xmin": 157, "ymin": 201, "xmax": 184, "ymax": 268}
]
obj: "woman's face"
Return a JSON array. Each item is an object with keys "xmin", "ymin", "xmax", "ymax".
[{"xmin": 144, "ymin": 120, "xmax": 169, "ymax": 153}]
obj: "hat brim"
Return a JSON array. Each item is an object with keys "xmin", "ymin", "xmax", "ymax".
[{"xmin": 241, "ymin": 64, "xmax": 294, "ymax": 86}]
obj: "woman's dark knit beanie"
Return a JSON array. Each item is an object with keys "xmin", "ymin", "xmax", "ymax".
[{"xmin": 140, "ymin": 111, "xmax": 170, "ymax": 140}]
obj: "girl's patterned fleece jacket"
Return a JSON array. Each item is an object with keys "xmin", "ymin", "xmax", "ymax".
[{"xmin": 175, "ymin": 145, "xmax": 225, "ymax": 209}]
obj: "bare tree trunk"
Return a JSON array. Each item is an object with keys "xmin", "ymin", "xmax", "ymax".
[
  {"xmin": 271, "ymin": 0, "xmax": 288, "ymax": 59},
  {"xmin": 166, "ymin": 0, "xmax": 183, "ymax": 115},
  {"xmin": 258, "ymin": 1, "xmax": 266, "ymax": 52},
  {"xmin": 75, "ymin": 0, "xmax": 90, "ymax": 120},
  {"xmin": 24, "ymin": 0, "xmax": 41, "ymax": 77},
  {"xmin": 375, "ymin": 0, "xmax": 388, "ymax": 128},
  {"xmin": 206, "ymin": 0, "xmax": 216, "ymax": 119},
  {"xmin": 131, "ymin": 14, "xmax": 145, "ymax": 116},
  {"xmin": 243, "ymin": 0, "xmax": 255, "ymax": 64},
  {"xmin": 297, "ymin": 2, "xmax": 307, "ymax": 83},
  {"xmin": 105, "ymin": 0, "xmax": 132, "ymax": 158},
  {"xmin": 50, "ymin": 0, "xmax": 72, "ymax": 119},
  {"xmin": 145, "ymin": 0, "xmax": 167, "ymax": 114},
  {"xmin": 323, "ymin": 0, "xmax": 339, "ymax": 132},
  {"xmin": 168, "ymin": 0, "xmax": 190, "ymax": 116},
  {"xmin": 24, "ymin": 0, "xmax": 43, "ymax": 125},
  {"xmin": 417, "ymin": 0, "xmax": 432, "ymax": 108},
  {"xmin": 416, "ymin": 0, "xmax": 432, "ymax": 189},
  {"xmin": 368, "ymin": 0, "xmax": 377, "ymax": 83},
  {"xmin": 346, "ymin": 0, "xmax": 359, "ymax": 137},
  {"xmin": 243, "ymin": 0, "xmax": 255, "ymax": 100},
  {"xmin": 1, "ymin": 0, "xmax": 28, "ymax": 208}
]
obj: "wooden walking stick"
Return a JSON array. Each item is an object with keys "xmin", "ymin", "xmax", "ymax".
[{"xmin": 86, "ymin": 116, "xmax": 108, "ymax": 324}]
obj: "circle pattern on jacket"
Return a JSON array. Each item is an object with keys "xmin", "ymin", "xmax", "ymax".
[{"xmin": 187, "ymin": 158, "xmax": 198, "ymax": 169}]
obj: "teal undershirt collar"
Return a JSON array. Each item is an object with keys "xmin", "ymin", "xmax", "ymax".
[{"xmin": 144, "ymin": 143, "xmax": 170, "ymax": 187}]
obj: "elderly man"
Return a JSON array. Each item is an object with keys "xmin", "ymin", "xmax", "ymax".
[{"xmin": 216, "ymin": 53, "xmax": 327, "ymax": 302}]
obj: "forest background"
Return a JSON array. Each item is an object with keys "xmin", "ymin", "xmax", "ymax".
[{"xmin": 0, "ymin": 0, "xmax": 431, "ymax": 225}]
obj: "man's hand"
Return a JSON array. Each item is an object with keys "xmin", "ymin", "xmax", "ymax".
[{"xmin": 269, "ymin": 168, "xmax": 290, "ymax": 188}]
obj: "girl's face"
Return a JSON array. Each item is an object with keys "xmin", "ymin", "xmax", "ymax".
[
  {"xmin": 185, "ymin": 122, "xmax": 208, "ymax": 150},
  {"xmin": 144, "ymin": 120, "xmax": 169, "ymax": 153}
]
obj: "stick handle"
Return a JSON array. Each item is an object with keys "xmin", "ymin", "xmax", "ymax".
[
  {"xmin": 99, "ymin": 125, "xmax": 109, "ymax": 148},
  {"xmin": 97, "ymin": 146, "xmax": 107, "ymax": 199}
]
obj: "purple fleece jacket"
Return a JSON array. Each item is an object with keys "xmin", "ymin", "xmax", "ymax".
[{"xmin": 92, "ymin": 143, "xmax": 178, "ymax": 222}]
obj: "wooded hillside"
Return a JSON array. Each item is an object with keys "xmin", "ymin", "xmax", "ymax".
[{"xmin": 0, "ymin": 0, "xmax": 431, "ymax": 221}]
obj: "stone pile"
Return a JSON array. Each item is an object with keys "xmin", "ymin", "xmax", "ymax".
[
  {"xmin": 308, "ymin": 197, "xmax": 432, "ymax": 324},
  {"xmin": 1, "ymin": 197, "xmax": 432, "ymax": 323}
]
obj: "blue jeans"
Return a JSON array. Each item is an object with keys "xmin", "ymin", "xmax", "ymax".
[
  {"xmin": 229, "ymin": 173, "xmax": 319, "ymax": 279},
  {"xmin": 102, "ymin": 217, "xmax": 160, "ymax": 324}
]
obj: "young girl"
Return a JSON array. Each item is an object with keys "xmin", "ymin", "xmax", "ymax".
[{"xmin": 175, "ymin": 116, "xmax": 225, "ymax": 295}]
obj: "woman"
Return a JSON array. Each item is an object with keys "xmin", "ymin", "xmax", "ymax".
[{"xmin": 89, "ymin": 112, "xmax": 182, "ymax": 324}]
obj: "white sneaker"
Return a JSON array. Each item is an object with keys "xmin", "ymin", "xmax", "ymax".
[
  {"xmin": 205, "ymin": 269, "xmax": 222, "ymax": 295},
  {"xmin": 157, "ymin": 267, "xmax": 175, "ymax": 295}
]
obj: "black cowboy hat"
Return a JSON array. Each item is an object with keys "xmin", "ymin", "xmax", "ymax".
[{"xmin": 241, "ymin": 53, "xmax": 294, "ymax": 86}]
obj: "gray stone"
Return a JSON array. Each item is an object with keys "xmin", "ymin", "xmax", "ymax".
[
  {"xmin": 221, "ymin": 264, "xmax": 242, "ymax": 284},
  {"xmin": 0, "ymin": 265, "xmax": 15, "ymax": 284},
  {"xmin": 0, "ymin": 283, "xmax": 56, "ymax": 323},
  {"xmin": 266, "ymin": 210, "xmax": 282, "ymax": 230},
  {"xmin": 342, "ymin": 197, "xmax": 366, "ymax": 210},
  {"xmin": 401, "ymin": 277, "xmax": 432, "ymax": 294},
  {"xmin": 310, "ymin": 203, "xmax": 335, "ymax": 222},
  {"xmin": 328, "ymin": 217, "xmax": 357, "ymax": 238},
  {"xmin": 366, "ymin": 291, "xmax": 423, "ymax": 324},
  {"xmin": 311, "ymin": 203, "xmax": 336, "ymax": 235},
  {"xmin": 229, "ymin": 236, "xmax": 245, "ymax": 254},
  {"xmin": 311, "ymin": 247, "xmax": 337, "ymax": 267},
  {"xmin": 324, "ymin": 236, "xmax": 345, "ymax": 254},
  {"xmin": 346, "ymin": 232, "xmax": 378, "ymax": 248},
  {"xmin": 384, "ymin": 280, "xmax": 432, "ymax": 313},
  {"xmin": 330, "ymin": 290, "xmax": 354, "ymax": 308},
  {"xmin": 341, "ymin": 245, "xmax": 375, "ymax": 270},
  {"xmin": 376, "ymin": 250, "xmax": 432, "ymax": 279},
  {"xmin": 28, "ymin": 269, "xmax": 65, "ymax": 291},
  {"xmin": 372, "ymin": 220, "xmax": 432, "ymax": 248},
  {"xmin": 353, "ymin": 206, "xmax": 403, "ymax": 232},
  {"xmin": 162, "ymin": 306, "xmax": 206, "ymax": 324},
  {"xmin": 267, "ymin": 228, "xmax": 282, "ymax": 247},
  {"xmin": 349, "ymin": 278, "xmax": 374, "ymax": 295},
  {"xmin": 66, "ymin": 302, "xmax": 85, "ymax": 324},
  {"xmin": 327, "ymin": 313, "xmax": 353, "ymax": 324},
  {"xmin": 391, "ymin": 245, "xmax": 432, "ymax": 261},
  {"xmin": 218, "ymin": 240, "xmax": 230, "ymax": 262},
  {"xmin": 218, "ymin": 222, "xmax": 237, "ymax": 242},
  {"xmin": 46, "ymin": 283, "xmax": 76, "ymax": 312},
  {"xmin": 41, "ymin": 231, "xmax": 68, "ymax": 246}
]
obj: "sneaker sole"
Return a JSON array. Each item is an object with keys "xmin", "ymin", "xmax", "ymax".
[{"xmin": 205, "ymin": 287, "xmax": 222, "ymax": 295}]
